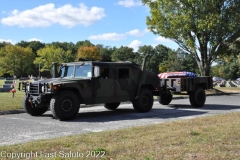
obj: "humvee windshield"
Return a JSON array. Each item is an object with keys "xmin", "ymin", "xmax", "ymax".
[{"xmin": 60, "ymin": 64, "xmax": 92, "ymax": 78}]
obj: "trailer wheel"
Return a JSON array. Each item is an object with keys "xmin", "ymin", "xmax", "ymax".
[
  {"xmin": 132, "ymin": 88, "xmax": 153, "ymax": 112},
  {"xmin": 104, "ymin": 102, "xmax": 120, "ymax": 110},
  {"xmin": 50, "ymin": 91, "xmax": 80, "ymax": 121},
  {"xmin": 159, "ymin": 94, "xmax": 172, "ymax": 105},
  {"xmin": 189, "ymin": 87, "xmax": 206, "ymax": 108},
  {"xmin": 22, "ymin": 95, "xmax": 48, "ymax": 116}
]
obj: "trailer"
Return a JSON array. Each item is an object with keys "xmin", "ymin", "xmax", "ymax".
[{"xmin": 157, "ymin": 77, "xmax": 213, "ymax": 107}]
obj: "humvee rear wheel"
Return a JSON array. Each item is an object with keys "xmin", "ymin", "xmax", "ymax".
[
  {"xmin": 159, "ymin": 94, "xmax": 172, "ymax": 105},
  {"xmin": 22, "ymin": 95, "xmax": 48, "ymax": 116},
  {"xmin": 104, "ymin": 102, "xmax": 120, "ymax": 110},
  {"xmin": 189, "ymin": 87, "xmax": 206, "ymax": 108},
  {"xmin": 50, "ymin": 91, "xmax": 80, "ymax": 121},
  {"xmin": 132, "ymin": 88, "xmax": 153, "ymax": 112}
]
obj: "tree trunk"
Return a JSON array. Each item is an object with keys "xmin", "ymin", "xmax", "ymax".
[
  {"xmin": 196, "ymin": 43, "xmax": 211, "ymax": 76},
  {"xmin": 196, "ymin": 59, "xmax": 211, "ymax": 76}
]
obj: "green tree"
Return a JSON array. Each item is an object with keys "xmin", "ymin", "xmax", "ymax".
[
  {"xmin": 51, "ymin": 42, "xmax": 76, "ymax": 54},
  {"xmin": 16, "ymin": 41, "xmax": 29, "ymax": 48},
  {"xmin": 0, "ymin": 41, "xmax": 11, "ymax": 48},
  {"xmin": 137, "ymin": 45, "xmax": 170, "ymax": 73},
  {"xmin": 137, "ymin": 45, "xmax": 156, "ymax": 73},
  {"xmin": 16, "ymin": 40, "xmax": 45, "ymax": 55},
  {"xmin": 76, "ymin": 40, "xmax": 93, "ymax": 47},
  {"xmin": 111, "ymin": 46, "xmax": 136, "ymax": 62},
  {"xmin": 0, "ymin": 45, "xmax": 35, "ymax": 77},
  {"xmin": 16, "ymin": 41, "xmax": 46, "ymax": 77},
  {"xmin": 164, "ymin": 50, "xmax": 184, "ymax": 72},
  {"xmin": 97, "ymin": 44, "xmax": 117, "ymax": 61},
  {"xmin": 34, "ymin": 45, "xmax": 74, "ymax": 72},
  {"xmin": 222, "ymin": 61, "xmax": 240, "ymax": 80},
  {"xmin": 142, "ymin": 0, "xmax": 240, "ymax": 76}
]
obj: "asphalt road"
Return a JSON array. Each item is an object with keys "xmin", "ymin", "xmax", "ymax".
[{"xmin": 0, "ymin": 94, "xmax": 240, "ymax": 146}]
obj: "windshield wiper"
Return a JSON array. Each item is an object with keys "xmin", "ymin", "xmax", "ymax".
[{"xmin": 77, "ymin": 62, "xmax": 85, "ymax": 68}]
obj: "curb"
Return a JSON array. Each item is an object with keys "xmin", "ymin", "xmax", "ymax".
[
  {"xmin": 0, "ymin": 93, "xmax": 239, "ymax": 116},
  {"xmin": 0, "ymin": 109, "xmax": 25, "ymax": 115}
]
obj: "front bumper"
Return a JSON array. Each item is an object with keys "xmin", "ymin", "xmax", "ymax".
[{"xmin": 18, "ymin": 82, "xmax": 54, "ymax": 107}]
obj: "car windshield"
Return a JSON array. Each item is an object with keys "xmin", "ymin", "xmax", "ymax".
[
  {"xmin": 60, "ymin": 65, "xmax": 74, "ymax": 78},
  {"xmin": 59, "ymin": 64, "xmax": 92, "ymax": 78},
  {"xmin": 75, "ymin": 64, "xmax": 92, "ymax": 78}
]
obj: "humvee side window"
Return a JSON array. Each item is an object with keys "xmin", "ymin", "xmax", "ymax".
[
  {"xmin": 99, "ymin": 68, "xmax": 109, "ymax": 79},
  {"xmin": 118, "ymin": 68, "xmax": 129, "ymax": 79}
]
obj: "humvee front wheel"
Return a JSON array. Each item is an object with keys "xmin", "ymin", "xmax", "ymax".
[
  {"xmin": 50, "ymin": 91, "xmax": 80, "ymax": 121},
  {"xmin": 22, "ymin": 95, "xmax": 48, "ymax": 116},
  {"xmin": 104, "ymin": 102, "xmax": 120, "ymax": 110},
  {"xmin": 132, "ymin": 88, "xmax": 153, "ymax": 112},
  {"xmin": 158, "ymin": 94, "xmax": 172, "ymax": 105},
  {"xmin": 189, "ymin": 87, "xmax": 206, "ymax": 108}
]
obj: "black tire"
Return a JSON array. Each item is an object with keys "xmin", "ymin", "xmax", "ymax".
[
  {"xmin": 189, "ymin": 87, "xmax": 206, "ymax": 108},
  {"xmin": 132, "ymin": 88, "xmax": 153, "ymax": 112},
  {"xmin": 104, "ymin": 102, "xmax": 120, "ymax": 110},
  {"xmin": 159, "ymin": 94, "xmax": 173, "ymax": 105},
  {"xmin": 22, "ymin": 95, "xmax": 48, "ymax": 116},
  {"xmin": 50, "ymin": 91, "xmax": 80, "ymax": 121}
]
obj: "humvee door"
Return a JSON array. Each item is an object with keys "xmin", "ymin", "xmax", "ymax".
[{"xmin": 92, "ymin": 66, "xmax": 116, "ymax": 104}]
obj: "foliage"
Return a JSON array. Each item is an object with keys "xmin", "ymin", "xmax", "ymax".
[
  {"xmin": 211, "ymin": 54, "xmax": 240, "ymax": 79},
  {"xmin": 0, "ymin": 45, "xmax": 35, "ymax": 77},
  {"xmin": 111, "ymin": 46, "xmax": 136, "ymax": 62},
  {"xmin": 142, "ymin": 0, "xmax": 240, "ymax": 76},
  {"xmin": 75, "ymin": 40, "xmax": 94, "ymax": 51},
  {"xmin": 222, "ymin": 61, "xmax": 240, "ymax": 80},
  {"xmin": 34, "ymin": 45, "xmax": 74, "ymax": 72},
  {"xmin": 76, "ymin": 46, "xmax": 102, "ymax": 61},
  {"xmin": 137, "ymin": 45, "xmax": 170, "ymax": 73},
  {"xmin": 163, "ymin": 48, "xmax": 199, "ymax": 74},
  {"xmin": 0, "ymin": 40, "xmax": 202, "ymax": 77},
  {"xmin": 97, "ymin": 44, "xmax": 117, "ymax": 61},
  {"xmin": 0, "ymin": 41, "xmax": 11, "ymax": 48},
  {"xmin": 51, "ymin": 41, "xmax": 76, "ymax": 54}
]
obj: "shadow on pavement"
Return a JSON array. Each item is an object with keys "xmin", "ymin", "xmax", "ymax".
[
  {"xmin": 63, "ymin": 107, "xmax": 207, "ymax": 123},
  {"xmin": 168, "ymin": 104, "xmax": 240, "ymax": 110}
]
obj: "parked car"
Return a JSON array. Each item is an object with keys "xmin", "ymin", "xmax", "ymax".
[{"xmin": 212, "ymin": 76, "xmax": 225, "ymax": 82}]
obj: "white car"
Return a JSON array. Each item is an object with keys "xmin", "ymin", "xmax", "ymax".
[{"xmin": 212, "ymin": 76, "xmax": 225, "ymax": 82}]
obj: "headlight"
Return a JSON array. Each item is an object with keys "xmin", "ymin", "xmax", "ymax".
[
  {"xmin": 27, "ymin": 85, "xmax": 30, "ymax": 91},
  {"xmin": 41, "ymin": 86, "xmax": 44, "ymax": 92}
]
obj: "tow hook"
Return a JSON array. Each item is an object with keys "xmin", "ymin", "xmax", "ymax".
[{"xmin": 29, "ymin": 99, "xmax": 34, "ymax": 108}]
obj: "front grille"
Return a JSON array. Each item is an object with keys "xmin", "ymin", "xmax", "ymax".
[
  {"xmin": 18, "ymin": 82, "xmax": 53, "ymax": 94},
  {"xmin": 29, "ymin": 83, "xmax": 39, "ymax": 94}
]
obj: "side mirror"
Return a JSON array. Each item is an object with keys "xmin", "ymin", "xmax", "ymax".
[{"xmin": 93, "ymin": 66, "xmax": 100, "ymax": 77}]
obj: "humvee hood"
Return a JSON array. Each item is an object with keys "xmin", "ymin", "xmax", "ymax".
[
  {"xmin": 31, "ymin": 78, "xmax": 58, "ymax": 84},
  {"xmin": 36, "ymin": 78, "xmax": 90, "ymax": 85}
]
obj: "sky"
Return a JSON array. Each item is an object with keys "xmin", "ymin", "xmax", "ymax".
[{"xmin": 0, "ymin": 0, "xmax": 179, "ymax": 52}]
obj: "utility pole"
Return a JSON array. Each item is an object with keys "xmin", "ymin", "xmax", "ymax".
[{"xmin": 39, "ymin": 63, "xmax": 40, "ymax": 78}]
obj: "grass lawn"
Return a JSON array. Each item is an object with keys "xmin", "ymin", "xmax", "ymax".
[
  {"xmin": 214, "ymin": 86, "xmax": 240, "ymax": 92},
  {"xmin": 0, "ymin": 112, "xmax": 240, "ymax": 160},
  {"xmin": 0, "ymin": 80, "xmax": 25, "ymax": 111}
]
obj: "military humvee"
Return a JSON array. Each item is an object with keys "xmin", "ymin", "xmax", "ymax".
[
  {"xmin": 19, "ymin": 56, "xmax": 160, "ymax": 120},
  {"xmin": 19, "ymin": 56, "xmax": 212, "ymax": 121}
]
